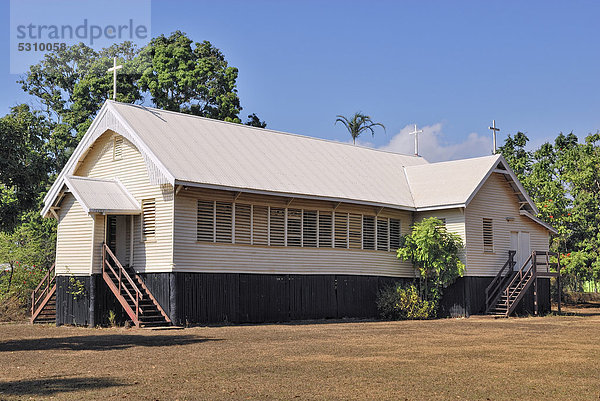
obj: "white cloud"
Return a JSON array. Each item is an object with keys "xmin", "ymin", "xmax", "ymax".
[{"xmin": 375, "ymin": 123, "xmax": 492, "ymax": 162}]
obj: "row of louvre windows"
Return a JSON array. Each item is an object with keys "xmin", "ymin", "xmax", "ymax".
[{"xmin": 197, "ymin": 200, "xmax": 401, "ymax": 252}]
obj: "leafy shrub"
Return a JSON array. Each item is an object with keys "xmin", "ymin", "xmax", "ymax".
[{"xmin": 377, "ymin": 283, "xmax": 435, "ymax": 320}]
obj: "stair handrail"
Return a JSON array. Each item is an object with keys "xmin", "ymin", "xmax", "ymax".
[
  {"xmin": 103, "ymin": 243, "xmax": 142, "ymax": 322},
  {"xmin": 503, "ymin": 252, "xmax": 536, "ymax": 315},
  {"xmin": 485, "ymin": 251, "xmax": 516, "ymax": 311},
  {"xmin": 31, "ymin": 263, "xmax": 55, "ymax": 317}
]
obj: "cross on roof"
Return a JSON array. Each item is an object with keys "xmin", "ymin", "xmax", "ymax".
[
  {"xmin": 489, "ymin": 120, "xmax": 500, "ymax": 154},
  {"xmin": 107, "ymin": 57, "xmax": 123, "ymax": 101},
  {"xmin": 409, "ymin": 124, "xmax": 423, "ymax": 156}
]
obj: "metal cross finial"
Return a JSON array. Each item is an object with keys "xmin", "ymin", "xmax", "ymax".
[
  {"xmin": 409, "ymin": 124, "xmax": 423, "ymax": 156},
  {"xmin": 107, "ymin": 57, "xmax": 123, "ymax": 101},
  {"xmin": 489, "ymin": 119, "xmax": 500, "ymax": 154}
]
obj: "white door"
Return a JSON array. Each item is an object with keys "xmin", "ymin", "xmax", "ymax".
[{"xmin": 511, "ymin": 231, "xmax": 530, "ymax": 271}]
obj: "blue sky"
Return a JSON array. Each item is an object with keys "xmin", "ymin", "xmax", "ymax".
[{"xmin": 2, "ymin": 0, "xmax": 599, "ymax": 161}]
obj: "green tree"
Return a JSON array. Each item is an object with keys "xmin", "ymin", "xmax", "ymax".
[
  {"xmin": 335, "ymin": 112, "xmax": 385, "ymax": 145},
  {"xmin": 0, "ymin": 105, "xmax": 52, "ymax": 231},
  {"xmin": 397, "ymin": 218, "xmax": 465, "ymax": 309},
  {"xmin": 20, "ymin": 42, "xmax": 143, "ymax": 171},
  {"xmin": 138, "ymin": 31, "xmax": 243, "ymax": 122}
]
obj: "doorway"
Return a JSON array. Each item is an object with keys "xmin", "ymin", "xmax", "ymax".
[
  {"xmin": 106, "ymin": 215, "xmax": 129, "ymax": 265},
  {"xmin": 510, "ymin": 231, "xmax": 531, "ymax": 271}
]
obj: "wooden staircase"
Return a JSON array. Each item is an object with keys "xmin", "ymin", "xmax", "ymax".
[
  {"xmin": 31, "ymin": 264, "xmax": 56, "ymax": 324},
  {"xmin": 485, "ymin": 251, "xmax": 561, "ymax": 317},
  {"xmin": 102, "ymin": 244, "xmax": 171, "ymax": 327}
]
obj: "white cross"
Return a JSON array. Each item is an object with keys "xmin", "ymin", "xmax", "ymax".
[
  {"xmin": 489, "ymin": 120, "xmax": 500, "ymax": 154},
  {"xmin": 409, "ymin": 124, "xmax": 423, "ymax": 156},
  {"xmin": 107, "ymin": 57, "xmax": 123, "ymax": 101}
]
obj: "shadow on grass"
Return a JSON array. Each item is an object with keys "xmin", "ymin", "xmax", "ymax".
[
  {"xmin": 0, "ymin": 375, "xmax": 125, "ymax": 396},
  {"xmin": 0, "ymin": 334, "xmax": 221, "ymax": 352},
  {"xmin": 559, "ymin": 302, "xmax": 600, "ymax": 317}
]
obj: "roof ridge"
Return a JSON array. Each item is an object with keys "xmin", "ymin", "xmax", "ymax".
[{"xmin": 109, "ymin": 100, "xmax": 427, "ymax": 163}]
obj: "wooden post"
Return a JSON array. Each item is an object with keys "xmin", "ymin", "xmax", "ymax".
[
  {"xmin": 533, "ymin": 251, "xmax": 538, "ymax": 316},
  {"xmin": 557, "ymin": 253, "xmax": 562, "ymax": 314}
]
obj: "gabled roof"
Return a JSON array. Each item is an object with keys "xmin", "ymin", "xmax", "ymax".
[
  {"xmin": 42, "ymin": 101, "xmax": 547, "ymax": 232},
  {"xmin": 404, "ymin": 154, "xmax": 538, "ymax": 214},
  {"xmin": 62, "ymin": 176, "xmax": 140, "ymax": 214}
]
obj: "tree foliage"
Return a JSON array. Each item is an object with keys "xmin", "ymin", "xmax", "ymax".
[
  {"xmin": 0, "ymin": 105, "xmax": 52, "ymax": 231},
  {"xmin": 335, "ymin": 112, "xmax": 385, "ymax": 145},
  {"xmin": 397, "ymin": 218, "xmax": 465, "ymax": 308},
  {"xmin": 499, "ymin": 131, "xmax": 600, "ymax": 287}
]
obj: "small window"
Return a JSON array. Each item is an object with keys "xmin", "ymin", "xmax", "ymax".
[
  {"xmin": 287, "ymin": 208, "xmax": 302, "ymax": 247},
  {"xmin": 390, "ymin": 219, "xmax": 401, "ymax": 251},
  {"xmin": 113, "ymin": 136, "xmax": 123, "ymax": 160},
  {"xmin": 234, "ymin": 203, "xmax": 251, "ymax": 244},
  {"xmin": 215, "ymin": 202, "xmax": 232, "ymax": 243},
  {"xmin": 334, "ymin": 212, "xmax": 348, "ymax": 248},
  {"xmin": 362, "ymin": 216, "xmax": 375, "ymax": 250},
  {"xmin": 197, "ymin": 200, "xmax": 214, "ymax": 242},
  {"xmin": 303, "ymin": 210, "xmax": 318, "ymax": 247},
  {"xmin": 483, "ymin": 218, "xmax": 494, "ymax": 253},
  {"xmin": 377, "ymin": 217, "xmax": 389, "ymax": 251},
  {"xmin": 270, "ymin": 207, "xmax": 285, "ymax": 246},
  {"xmin": 141, "ymin": 199, "xmax": 155, "ymax": 239},
  {"xmin": 318, "ymin": 211, "xmax": 333, "ymax": 248}
]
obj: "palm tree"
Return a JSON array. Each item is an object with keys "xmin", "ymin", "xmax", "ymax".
[{"xmin": 335, "ymin": 112, "xmax": 386, "ymax": 145}]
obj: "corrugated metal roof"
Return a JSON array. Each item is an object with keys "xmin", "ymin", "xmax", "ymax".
[
  {"xmin": 405, "ymin": 155, "xmax": 501, "ymax": 209},
  {"xmin": 64, "ymin": 175, "xmax": 140, "ymax": 214},
  {"xmin": 111, "ymin": 102, "xmax": 428, "ymax": 208},
  {"xmin": 41, "ymin": 100, "xmax": 541, "ymax": 219}
]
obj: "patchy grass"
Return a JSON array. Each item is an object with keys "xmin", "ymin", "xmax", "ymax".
[{"xmin": 0, "ymin": 305, "xmax": 599, "ymax": 400}]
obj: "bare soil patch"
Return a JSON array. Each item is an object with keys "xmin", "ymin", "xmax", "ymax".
[{"xmin": 0, "ymin": 305, "xmax": 599, "ymax": 400}]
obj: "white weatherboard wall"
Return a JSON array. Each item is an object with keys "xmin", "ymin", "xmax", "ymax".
[
  {"xmin": 173, "ymin": 187, "xmax": 416, "ymax": 277},
  {"xmin": 55, "ymin": 194, "xmax": 94, "ymax": 275},
  {"xmin": 74, "ymin": 130, "xmax": 174, "ymax": 274},
  {"xmin": 415, "ymin": 208, "xmax": 466, "ymax": 265},
  {"xmin": 465, "ymin": 173, "xmax": 549, "ymax": 276}
]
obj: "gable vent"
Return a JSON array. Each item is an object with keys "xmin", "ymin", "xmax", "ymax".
[{"xmin": 113, "ymin": 136, "xmax": 123, "ymax": 160}]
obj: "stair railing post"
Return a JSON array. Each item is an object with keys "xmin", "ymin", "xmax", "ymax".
[
  {"xmin": 118, "ymin": 264, "xmax": 122, "ymax": 294},
  {"xmin": 31, "ymin": 291, "xmax": 35, "ymax": 317},
  {"xmin": 557, "ymin": 253, "xmax": 562, "ymax": 314},
  {"xmin": 533, "ymin": 251, "xmax": 538, "ymax": 316},
  {"xmin": 136, "ymin": 290, "xmax": 139, "ymax": 324}
]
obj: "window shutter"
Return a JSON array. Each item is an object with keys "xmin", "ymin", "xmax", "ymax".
[
  {"xmin": 234, "ymin": 203, "xmax": 251, "ymax": 244},
  {"xmin": 362, "ymin": 216, "xmax": 375, "ymax": 250},
  {"xmin": 483, "ymin": 218, "xmax": 493, "ymax": 253},
  {"xmin": 318, "ymin": 211, "xmax": 333, "ymax": 248},
  {"xmin": 141, "ymin": 199, "xmax": 155, "ymax": 239},
  {"xmin": 113, "ymin": 136, "xmax": 123, "ymax": 160},
  {"xmin": 215, "ymin": 202, "xmax": 232, "ymax": 243},
  {"xmin": 377, "ymin": 217, "xmax": 389, "ymax": 251},
  {"xmin": 287, "ymin": 208, "xmax": 302, "ymax": 247},
  {"xmin": 197, "ymin": 200, "xmax": 214, "ymax": 242},
  {"xmin": 252, "ymin": 205, "xmax": 268, "ymax": 245},
  {"xmin": 349, "ymin": 213, "xmax": 362, "ymax": 249},
  {"xmin": 390, "ymin": 219, "xmax": 401, "ymax": 251},
  {"xmin": 334, "ymin": 212, "xmax": 348, "ymax": 248},
  {"xmin": 270, "ymin": 207, "xmax": 285, "ymax": 246},
  {"xmin": 303, "ymin": 210, "xmax": 318, "ymax": 247}
]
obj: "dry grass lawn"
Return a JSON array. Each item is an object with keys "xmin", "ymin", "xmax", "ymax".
[{"xmin": 0, "ymin": 304, "xmax": 599, "ymax": 400}]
